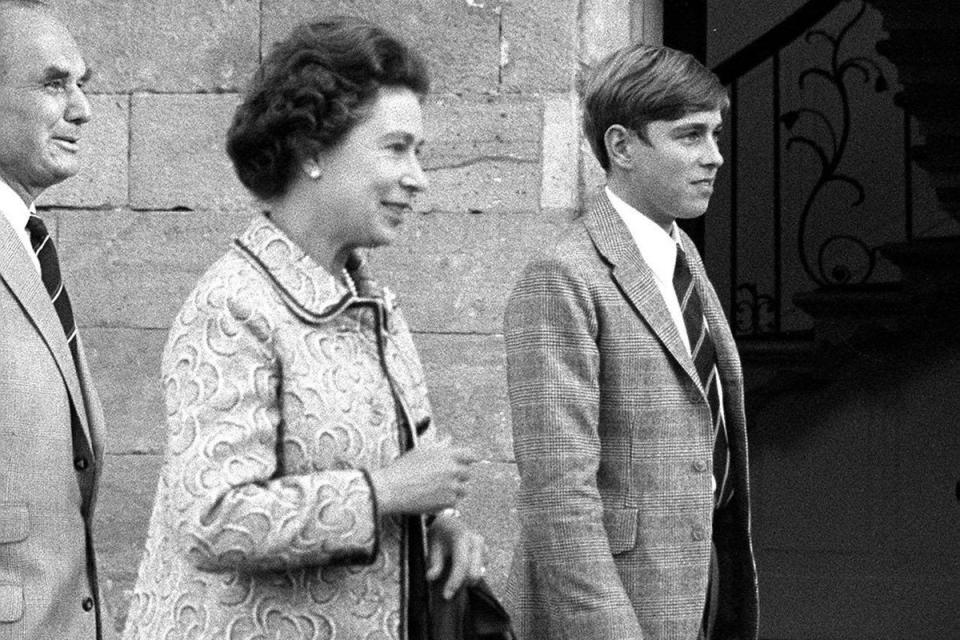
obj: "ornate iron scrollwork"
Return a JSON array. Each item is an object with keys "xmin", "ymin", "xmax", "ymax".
[
  {"xmin": 736, "ymin": 283, "xmax": 778, "ymax": 335},
  {"xmin": 781, "ymin": 0, "xmax": 889, "ymax": 287}
]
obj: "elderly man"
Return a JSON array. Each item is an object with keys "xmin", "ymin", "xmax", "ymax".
[
  {"xmin": 0, "ymin": 1, "xmax": 111, "ymax": 638},
  {"xmin": 504, "ymin": 43, "xmax": 758, "ymax": 640}
]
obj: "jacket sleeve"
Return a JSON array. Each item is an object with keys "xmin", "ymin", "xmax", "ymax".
[
  {"xmin": 160, "ymin": 275, "xmax": 380, "ymax": 573},
  {"xmin": 505, "ymin": 258, "xmax": 644, "ymax": 640}
]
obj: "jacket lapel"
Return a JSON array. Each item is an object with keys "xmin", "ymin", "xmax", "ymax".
[
  {"xmin": 681, "ymin": 232, "xmax": 744, "ymax": 405},
  {"xmin": 0, "ymin": 215, "xmax": 92, "ymax": 444},
  {"xmin": 583, "ymin": 193, "xmax": 703, "ymax": 389}
]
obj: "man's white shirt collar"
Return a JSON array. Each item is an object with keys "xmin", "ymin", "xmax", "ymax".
[
  {"xmin": 0, "ymin": 178, "xmax": 41, "ymax": 273},
  {"xmin": 605, "ymin": 186, "xmax": 681, "ymax": 289}
]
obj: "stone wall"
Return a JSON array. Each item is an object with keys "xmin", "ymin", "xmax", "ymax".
[{"xmin": 37, "ymin": 0, "xmax": 662, "ymax": 631}]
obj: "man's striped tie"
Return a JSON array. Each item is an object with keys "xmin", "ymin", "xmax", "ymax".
[
  {"xmin": 673, "ymin": 246, "xmax": 732, "ymax": 509},
  {"xmin": 26, "ymin": 214, "xmax": 79, "ymax": 366}
]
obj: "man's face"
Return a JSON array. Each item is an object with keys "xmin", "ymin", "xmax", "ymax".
[
  {"xmin": 623, "ymin": 109, "xmax": 723, "ymax": 230},
  {"xmin": 0, "ymin": 9, "xmax": 91, "ymax": 203}
]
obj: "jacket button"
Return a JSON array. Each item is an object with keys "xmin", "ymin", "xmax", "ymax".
[
  {"xmin": 82, "ymin": 597, "xmax": 94, "ymax": 612},
  {"xmin": 692, "ymin": 526, "xmax": 706, "ymax": 541},
  {"xmin": 693, "ymin": 459, "xmax": 708, "ymax": 473},
  {"xmin": 74, "ymin": 456, "xmax": 89, "ymax": 471}
]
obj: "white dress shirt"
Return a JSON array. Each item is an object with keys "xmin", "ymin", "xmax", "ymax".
[
  {"xmin": 0, "ymin": 178, "xmax": 40, "ymax": 274},
  {"xmin": 605, "ymin": 186, "xmax": 691, "ymax": 354},
  {"xmin": 606, "ymin": 186, "xmax": 724, "ymax": 494}
]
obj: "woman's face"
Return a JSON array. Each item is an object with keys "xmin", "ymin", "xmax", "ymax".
[{"xmin": 311, "ymin": 86, "xmax": 427, "ymax": 256}]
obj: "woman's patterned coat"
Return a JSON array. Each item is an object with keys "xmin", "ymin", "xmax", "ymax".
[{"xmin": 122, "ymin": 215, "xmax": 434, "ymax": 640}]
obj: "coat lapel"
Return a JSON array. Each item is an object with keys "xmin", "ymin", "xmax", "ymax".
[
  {"xmin": 583, "ymin": 193, "xmax": 703, "ymax": 389},
  {"xmin": 235, "ymin": 215, "xmax": 353, "ymax": 319},
  {"xmin": 0, "ymin": 214, "xmax": 92, "ymax": 445}
]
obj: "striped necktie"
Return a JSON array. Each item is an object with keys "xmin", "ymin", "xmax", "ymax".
[
  {"xmin": 25, "ymin": 214, "xmax": 79, "ymax": 366},
  {"xmin": 673, "ymin": 246, "xmax": 732, "ymax": 509}
]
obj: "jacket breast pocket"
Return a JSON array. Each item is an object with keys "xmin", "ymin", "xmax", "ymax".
[
  {"xmin": 0, "ymin": 503, "xmax": 28, "ymax": 623},
  {"xmin": 602, "ymin": 507, "xmax": 638, "ymax": 555}
]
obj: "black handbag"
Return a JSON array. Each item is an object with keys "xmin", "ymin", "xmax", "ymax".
[
  {"xmin": 370, "ymin": 296, "xmax": 515, "ymax": 640},
  {"xmin": 428, "ymin": 565, "xmax": 516, "ymax": 640}
]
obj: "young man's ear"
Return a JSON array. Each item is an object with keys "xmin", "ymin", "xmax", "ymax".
[{"xmin": 604, "ymin": 124, "xmax": 638, "ymax": 170}]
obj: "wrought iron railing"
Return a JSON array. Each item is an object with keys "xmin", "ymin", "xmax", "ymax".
[{"xmin": 710, "ymin": 0, "xmax": 917, "ymax": 337}]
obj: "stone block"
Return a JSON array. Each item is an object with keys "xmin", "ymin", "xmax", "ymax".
[
  {"xmin": 457, "ymin": 461, "xmax": 519, "ymax": 593},
  {"xmin": 95, "ymin": 452, "xmax": 163, "ymax": 634},
  {"xmin": 371, "ymin": 210, "xmax": 572, "ymax": 335},
  {"xmin": 633, "ymin": 0, "xmax": 664, "ymax": 44},
  {"xmin": 130, "ymin": 94, "xmax": 251, "ymax": 211},
  {"xmin": 540, "ymin": 92, "xmax": 581, "ymax": 211},
  {"xmin": 581, "ymin": 0, "xmax": 633, "ymax": 66},
  {"xmin": 51, "ymin": 0, "xmax": 259, "ymax": 92},
  {"xmin": 56, "ymin": 209, "xmax": 252, "ymax": 329},
  {"xmin": 37, "ymin": 95, "xmax": 129, "ymax": 209},
  {"xmin": 420, "ymin": 95, "xmax": 542, "ymax": 214},
  {"xmin": 83, "ymin": 328, "xmax": 168, "ymax": 455},
  {"xmin": 261, "ymin": 0, "xmax": 503, "ymax": 93},
  {"xmin": 500, "ymin": 0, "xmax": 579, "ymax": 92},
  {"xmin": 416, "ymin": 334, "xmax": 512, "ymax": 461}
]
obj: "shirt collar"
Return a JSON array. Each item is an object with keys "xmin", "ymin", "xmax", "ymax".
[
  {"xmin": 0, "ymin": 177, "xmax": 34, "ymax": 232},
  {"xmin": 605, "ymin": 185, "xmax": 680, "ymax": 285}
]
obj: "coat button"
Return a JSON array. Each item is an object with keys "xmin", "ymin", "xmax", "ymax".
[
  {"xmin": 74, "ymin": 456, "xmax": 89, "ymax": 471},
  {"xmin": 692, "ymin": 526, "xmax": 706, "ymax": 541},
  {"xmin": 82, "ymin": 597, "xmax": 94, "ymax": 612},
  {"xmin": 693, "ymin": 459, "xmax": 708, "ymax": 473}
]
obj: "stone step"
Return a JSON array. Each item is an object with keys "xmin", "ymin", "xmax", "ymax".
[
  {"xmin": 880, "ymin": 235, "xmax": 960, "ymax": 296},
  {"xmin": 894, "ymin": 88, "xmax": 960, "ymax": 120},
  {"xmin": 870, "ymin": 0, "xmax": 960, "ymax": 30},
  {"xmin": 737, "ymin": 332, "xmax": 821, "ymax": 409},
  {"xmin": 910, "ymin": 146, "xmax": 960, "ymax": 213},
  {"xmin": 794, "ymin": 282, "xmax": 910, "ymax": 319},
  {"xmin": 876, "ymin": 14, "xmax": 960, "ymax": 31},
  {"xmin": 793, "ymin": 282, "xmax": 912, "ymax": 346},
  {"xmin": 912, "ymin": 141, "xmax": 960, "ymax": 171},
  {"xmin": 889, "ymin": 64, "xmax": 960, "ymax": 87},
  {"xmin": 876, "ymin": 32, "xmax": 960, "ymax": 65}
]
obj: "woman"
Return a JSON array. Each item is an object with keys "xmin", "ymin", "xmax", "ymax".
[{"xmin": 122, "ymin": 16, "xmax": 486, "ymax": 640}]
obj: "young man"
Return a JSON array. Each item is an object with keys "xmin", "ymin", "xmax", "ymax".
[
  {"xmin": 0, "ymin": 2, "xmax": 111, "ymax": 638},
  {"xmin": 503, "ymin": 43, "xmax": 758, "ymax": 640}
]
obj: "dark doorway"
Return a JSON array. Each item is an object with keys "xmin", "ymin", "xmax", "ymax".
[{"xmin": 663, "ymin": 0, "xmax": 708, "ymax": 252}]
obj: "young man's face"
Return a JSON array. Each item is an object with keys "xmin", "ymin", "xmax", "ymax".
[{"xmin": 624, "ymin": 109, "xmax": 723, "ymax": 231}]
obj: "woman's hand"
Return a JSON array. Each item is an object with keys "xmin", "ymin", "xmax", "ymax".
[
  {"xmin": 426, "ymin": 513, "xmax": 488, "ymax": 599},
  {"xmin": 369, "ymin": 441, "xmax": 476, "ymax": 516}
]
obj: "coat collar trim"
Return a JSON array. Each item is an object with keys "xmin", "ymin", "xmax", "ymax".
[{"xmin": 234, "ymin": 214, "xmax": 358, "ymax": 320}]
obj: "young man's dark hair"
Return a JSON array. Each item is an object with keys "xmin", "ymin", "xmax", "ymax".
[{"xmin": 582, "ymin": 43, "xmax": 729, "ymax": 170}]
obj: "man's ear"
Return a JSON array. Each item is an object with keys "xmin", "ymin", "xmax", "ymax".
[{"xmin": 604, "ymin": 124, "xmax": 636, "ymax": 170}]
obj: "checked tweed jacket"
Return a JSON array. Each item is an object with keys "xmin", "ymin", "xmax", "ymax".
[
  {"xmin": 0, "ymin": 213, "xmax": 110, "ymax": 640},
  {"xmin": 503, "ymin": 193, "xmax": 758, "ymax": 640},
  {"xmin": 122, "ymin": 215, "xmax": 435, "ymax": 640}
]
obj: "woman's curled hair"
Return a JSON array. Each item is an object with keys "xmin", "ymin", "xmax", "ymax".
[{"xmin": 226, "ymin": 16, "xmax": 430, "ymax": 201}]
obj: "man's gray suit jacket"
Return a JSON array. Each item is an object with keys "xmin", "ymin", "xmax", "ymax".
[
  {"xmin": 0, "ymin": 215, "xmax": 109, "ymax": 639},
  {"xmin": 503, "ymin": 193, "xmax": 758, "ymax": 640}
]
